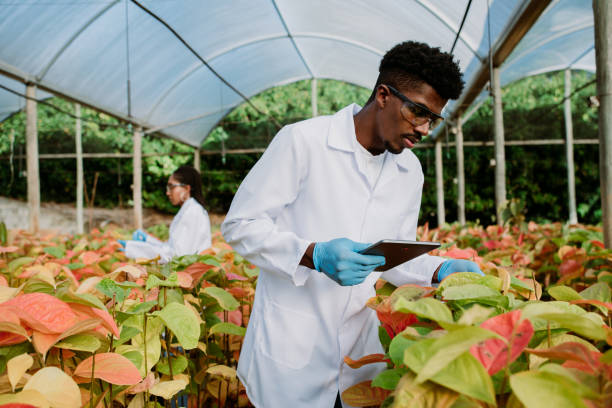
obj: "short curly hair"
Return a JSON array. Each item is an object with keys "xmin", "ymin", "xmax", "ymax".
[{"xmin": 367, "ymin": 41, "xmax": 464, "ymax": 103}]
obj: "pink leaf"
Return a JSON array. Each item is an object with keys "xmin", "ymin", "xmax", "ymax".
[
  {"xmin": 470, "ymin": 310, "xmax": 534, "ymax": 375},
  {"xmin": 69, "ymin": 303, "xmax": 120, "ymax": 338},
  {"xmin": 79, "ymin": 251, "xmax": 100, "ymax": 265},
  {"xmin": 176, "ymin": 272, "xmax": 193, "ymax": 288},
  {"xmin": 3, "ymin": 293, "xmax": 77, "ymax": 334},
  {"xmin": 225, "ymin": 272, "xmax": 248, "ymax": 281},
  {"xmin": 0, "ymin": 246, "xmax": 19, "ymax": 254},
  {"xmin": 74, "ymin": 352, "xmax": 142, "ymax": 385}
]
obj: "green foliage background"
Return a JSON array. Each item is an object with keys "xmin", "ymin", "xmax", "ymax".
[{"xmin": 0, "ymin": 71, "xmax": 600, "ymax": 225}]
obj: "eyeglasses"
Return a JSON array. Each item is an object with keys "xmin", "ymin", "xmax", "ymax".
[
  {"xmin": 166, "ymin": 183, "xmax": 187, "ymax": 192},
  {"xmin": 384, "ymin": 85, "xmax": 444, "ymax": 130}
]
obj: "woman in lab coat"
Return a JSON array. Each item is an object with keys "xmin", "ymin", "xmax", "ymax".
[{"xmin": 119, "ymin": 165, "xmax": 211, "ymax": 263}]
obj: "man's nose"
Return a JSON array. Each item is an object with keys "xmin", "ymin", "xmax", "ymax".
[{"xmin": 413, "ymin": 121, "xmax": 430, "ymax": 137}]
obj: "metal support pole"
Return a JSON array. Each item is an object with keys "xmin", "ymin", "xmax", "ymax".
[
  {"xmin": 194, "ymin": 148, "xmax": 201, "ymax": 172},
  {"xmin": 25, "ymin": 84, "xmax": 40, "ymax": 233},
  {"xmin": 492, "ymin": 67, "xmax": 506, "ymax": 225},
  {"xmin": 75, "ymin": 103, "xmax": 84, "ymax": 234},
  {"xmin": 594, "ymin": 0, "xmax": 612, "ymax": 247},
  {"xmin": 564, "ymin": 69, "xmax": 578, "ymax": 225},
  {"xmin": 456, "ymin": 117, "xmax": 466, "ymax": 225},
  {"xmin": 133, "ymin": 127, "xmax": 143, "ymax": 230},
  {"xmin": 435, "ymin": 138, "xmax": 445, "ymax": 227},
  {"xmin": 311, "ymin": 78, "xmax": 318, "ymax": 117}
]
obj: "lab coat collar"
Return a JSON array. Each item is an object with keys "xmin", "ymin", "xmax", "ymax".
[{"xmin": 327, "ymin": 104, "xmax": 413, "ymax": 171}]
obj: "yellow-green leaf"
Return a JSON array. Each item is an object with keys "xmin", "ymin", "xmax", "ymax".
[{"xmin": 153, "ymin": 302, "xmax": 200, "ymax": 349}]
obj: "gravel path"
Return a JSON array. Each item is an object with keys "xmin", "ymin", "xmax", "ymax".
[{"xmin": 0, "ymin": 196, "xmax": 224, "ymax": 234}]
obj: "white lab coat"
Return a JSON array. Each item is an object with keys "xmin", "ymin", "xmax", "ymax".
[
  {"xmin": 125, "ymin": 197, "xmax": 211, "ymax": 263},
  {"xmin": 221, "ymin": 104, "xmax": 445, "ymax": 408}
]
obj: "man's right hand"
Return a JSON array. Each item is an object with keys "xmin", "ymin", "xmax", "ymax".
[{"xmin": 312, "ymin": 238, "xmax": 385, "ymax": 286}]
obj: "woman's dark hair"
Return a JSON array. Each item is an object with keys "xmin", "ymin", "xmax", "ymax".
[
  {"xmin": 366, "ymin": 41, "xmax": 464, "ymax": 104},
  {"xmin": 172, "ymin": 165, "xmax": 206, "ymax": 208}
]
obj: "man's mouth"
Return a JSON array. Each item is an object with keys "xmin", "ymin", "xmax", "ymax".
[{"xmin": 402, "ymin": 134, "xmax": 421, "ymax": 147}]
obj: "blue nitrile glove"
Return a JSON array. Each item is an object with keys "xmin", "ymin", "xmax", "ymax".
[
  {"xmin": 132, "ymin": 229, "xmax": 147, "ymax": 242},
  {"xmin": 437, "ymin": 259, "xmax": 484, "ymax": 282},
  {"xmin": 313, "ymin": 238, "xmax": 386, "ymax": 286},
  {"xmin": 117, "ymin": 239, "xmax": 126, "ymax": 252}
]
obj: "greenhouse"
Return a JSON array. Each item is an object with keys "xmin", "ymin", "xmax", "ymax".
[{"xmin": 0, "ymin": 0, "xmax": 611, "ymax": 407}]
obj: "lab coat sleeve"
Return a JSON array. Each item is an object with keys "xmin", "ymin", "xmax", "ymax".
[
  {"xmin": 221, "ymin": 126, "xmax": 312, "ymax": 286},
  {"xmin": 144, "ymin": 234, "xmax": 163, "ymax": 246},
  {"xmin": 125, "ymin": 201, "xmax": 212, "ymax": 263},
  {"xmin": 380, "ymin": 180, "xmax": 445, "ymax": 287}
]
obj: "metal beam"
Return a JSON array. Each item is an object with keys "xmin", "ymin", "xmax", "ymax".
[
  {"xmin": 456, "ymin": 117, "xmax": 466, "ymax": 225},
  {"xmin": 75, "ymin": 103, "xmax": 84, "ymax": 234},
  {"xmin": 564, "ymin": 69, "xmax": 578, "ymax": 224},
  {"xmin": 132, "ymin": 127, "xmax": 143, "ymax": 230},
  {"xmin": 593, "ymin": 0, "xmax": 612, "ymax": 247},
  {"xmin": 492, "ymin": 67, "xmax": 506, "ymax": 225},
  {"xmin": 435, "ymin": 138, "xmax": 445, "ymax": 227},
  {"xmin": 434, "ymin": 0, "xmax": 553, "ymax": 139},
  {"xmin": 26, "ymin": 84, "xmax": 39, "ymax": 233}
]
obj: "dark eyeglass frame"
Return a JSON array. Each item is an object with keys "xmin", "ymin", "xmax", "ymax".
[
  {"xmin": 166, "ymin": 182, "xmax": 187, "ymax": 192},
  {"xmin": 384, "ymin": 84, "xmax": 444, "ymax": 129}
]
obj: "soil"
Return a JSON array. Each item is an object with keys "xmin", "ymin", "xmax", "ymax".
[{"xmin": 0, "ymin": 196, "xmax": 225, "ymax": 235}]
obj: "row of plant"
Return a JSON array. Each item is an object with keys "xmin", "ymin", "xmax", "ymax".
[
  {"xmin": 0, "ymin": 224, "xmax": 257, "ymax": 407},
  {"xmin": 343, "ymin": 220, "xmax": 612, "ymax": 407},
  {"xmin": 0, "ymin": 219, "xmax": 610, "ymax": 407}
]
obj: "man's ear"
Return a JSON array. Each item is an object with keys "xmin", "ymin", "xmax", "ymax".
[{"xmin": 375, "ymin": 85, "xmax": 389, "ymax": 108}]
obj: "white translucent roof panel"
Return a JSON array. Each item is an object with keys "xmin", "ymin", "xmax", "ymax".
[
  {"xmin": 0, "ymin": 77, "xmax": 52, "ymax": 123},
  {"xmin": 0, "ymin": 0, "xmax": 596, "ymax": 147}
]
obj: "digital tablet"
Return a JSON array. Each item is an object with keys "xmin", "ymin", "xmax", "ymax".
[{"xmin": 359, "ymin": 239, "xmax": 441, "ymax": 271}]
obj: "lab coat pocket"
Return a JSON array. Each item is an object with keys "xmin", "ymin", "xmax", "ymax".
[{"xmin": 259, "ymin": 300, "xmax": 319, "ymax": 370}]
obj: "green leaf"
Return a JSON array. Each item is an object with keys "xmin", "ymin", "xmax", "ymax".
[
  {"xmin": 22, "ymin": 280, "xmax": 55, "ymax": 294},
  {"xmin": 43, "ymin": 246, "xmax": 65, "ymax": 259},
  {"xmin": 378, "ymin": 325, "xmax": 392, "ymax": 351},
  {"xmin": 389, "ymin": 334, "xmax": 414, "ymax": 366},
  {"xmin": 121, "ymin": 350, "xmax": 143, "ymax": 375},
  {"xmin": 156, "ymin": 355, "xmax": 188, "ymax": 376},
  {"xmin": 153, "ymin": 303, "xmax": 200, "ymax": 349},
  {"xmin": 209, "ymin": 322, "xmax": 246, "ymax": 336},
  {"xmin": 0, "ymin": 222, "xmax": 7, "ymax": 245},
  {"xmin": 436, "ymin": 272, "xmax": 485, "ymax": 294},
  {"xmin": 548, "ymin": 286, "xmax": 582, "ymax": 302},
  {"xmin": 394, "ymin": 297, "xmax": 453, "ymax": 324},
  {"xmin": 146, "ymin": 272, "xmax": 179, "ymax": 291},
  {"xmin": 580, "ymin": 282, "xmax": 611, "ymax": 303},
  {"xmin": 442, "ymin": 284, "xmax": 501, "ymax": 300},
  {"xmin": 55, "ymin": 333, "xmax": 101, "ymax": 353},
  {"xmin": 510, "ymin": 276, "xmax": 533, "ymax": 291},
  {"xmin": 202, "ymin": 287, "xmax": 239, "ymax": 311},
  {"xmin": 125, "ymin": 301, "xmax": 158, "ymax": 315},
  {"xmin": 536, "ymin": 312, "xmax": 607, "ymax": 340},
  {"xmin": 510, "ymin": 371, "xmax": 588, "ymax": 408},
  {"xmin": 8, "ymin": 257, "xmax": 35, "ymax": 273},
  {"xmin": 56, "ymin": 288, "xmax": 107, "ymax": 310},
  {"xmin": 404, "ymin": 340, "xmax": 495, "ymax": 405},
  {"xmin": 372, "ymin": 367, "xmax": 408, "ymax": 390},
  {"xmin": 412, "ymin": 327, "xmax": 500, "ymax": 384},
  {"xmin": 96, "ymin": 278, "xmax": 131, "ymax": 303},
  {"xmin": 115, "ymin": 326, "xmax": 141, "ymax": 347},
  {"xmin": 66, "ymin": 263, "xmax": 86, "ymax": 270}
]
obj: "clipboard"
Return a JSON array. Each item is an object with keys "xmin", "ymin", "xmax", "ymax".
[{"xmin": 359, "ymin": 239, "xmax": 441, "ymax": 271}]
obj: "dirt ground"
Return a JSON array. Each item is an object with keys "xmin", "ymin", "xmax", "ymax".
[{"xmin": 0, "ymin": 196, "xmax": 225, "ymax": 235}]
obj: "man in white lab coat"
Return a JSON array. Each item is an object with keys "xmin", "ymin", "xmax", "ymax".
[{"xmin": 221, "ymin": 41, "xmax": 483, "ymax": 407}]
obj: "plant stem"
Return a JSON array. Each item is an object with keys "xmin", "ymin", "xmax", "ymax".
[
  {"xmin": 90, "ymin": 351, "xmax": 96, "ymax": 408},
  {"xmin": 144, "ymin": 313, "xmax": 149, "ymax": 405},
  {"xmin": 98, "ymin": 379, "xmax": 109, "ymax": 408}
]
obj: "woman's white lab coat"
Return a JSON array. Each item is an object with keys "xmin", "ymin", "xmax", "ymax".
[
  {"xmin": 125, "ymin": 197, "xmax": 211, "ymax": 263},
  {"xmin": 221, "ymin": 104, "xmax": 445, "ymax": 408}
]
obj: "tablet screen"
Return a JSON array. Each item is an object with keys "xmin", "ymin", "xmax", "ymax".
[{"xmin": 359, "ymin": 240, "xmax": 441, "ymax": 271}]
